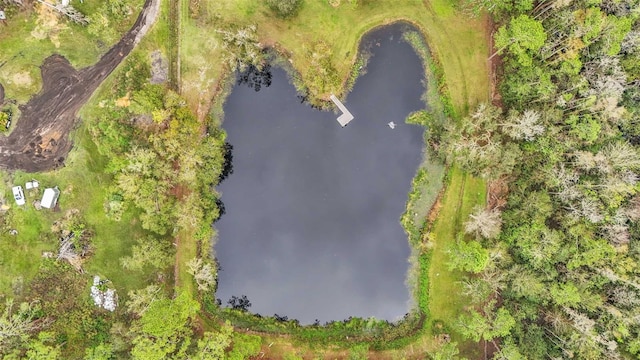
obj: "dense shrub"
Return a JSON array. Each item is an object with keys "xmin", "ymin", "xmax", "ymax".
[{"xmin": 266, "ymin": 0, "xmax": 303, "ymax": 18}]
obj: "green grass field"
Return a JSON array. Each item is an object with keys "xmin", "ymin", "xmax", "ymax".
[
  {"xmin": 427, "ymin": 166, "xmax": 485, "ymax": 356},
  {"xmin": 175, "ymin": 226, "xmax": 197, "ymax": 295}
]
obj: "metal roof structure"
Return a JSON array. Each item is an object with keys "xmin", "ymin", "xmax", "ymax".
[{"xmin": 41, "ymin": 187, "xmax": 60, "ymax": 209}]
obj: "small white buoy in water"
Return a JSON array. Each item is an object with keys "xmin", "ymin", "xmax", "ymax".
[{"xmin": 388, "ymin": 121, "xmax": 396, "ymax": 129}]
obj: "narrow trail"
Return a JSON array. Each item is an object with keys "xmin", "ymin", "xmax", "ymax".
[
  {"xmin": 168, "ymin": 0, "xmax": 181, "ymax": 92},
  {"xmin": 486, "ymin": 16, "xmax": 503, "ymax": 108},
  {"xmin": 0, "ymin": 0, "xmax": 160, "ymax": 172}
]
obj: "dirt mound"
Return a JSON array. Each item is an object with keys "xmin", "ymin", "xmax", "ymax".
[{"xmin": 0, "ymin": 0, "xmax": 159, "ymax": 172}]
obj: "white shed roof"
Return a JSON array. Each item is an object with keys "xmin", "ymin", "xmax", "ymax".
[{"xmin": 41, "ymin": 187, "xmax": 60, "ymax": 209}]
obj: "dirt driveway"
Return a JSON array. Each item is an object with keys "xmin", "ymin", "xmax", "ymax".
[{"xmin": 0, "ymin": 0, "xmax": 159, "ymax": 172}]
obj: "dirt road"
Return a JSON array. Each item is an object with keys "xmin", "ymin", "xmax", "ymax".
[{"xmin": 0, "ymin": 0, "xmax": 160, "ymax": 172}]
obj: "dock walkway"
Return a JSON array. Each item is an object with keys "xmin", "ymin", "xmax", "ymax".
[{"xmin": 330, "ymin": 94, "xmax": 354, "ymax": 127}]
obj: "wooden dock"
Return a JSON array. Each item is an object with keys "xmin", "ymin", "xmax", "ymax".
[{"xmin": 330, "ymin": 94, "xmax": 354, "ymax": 127}]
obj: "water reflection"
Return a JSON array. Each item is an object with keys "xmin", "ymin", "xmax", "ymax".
[{"xmin": 215, "ymin": 23, "xmax": 427, "ymax": 324}]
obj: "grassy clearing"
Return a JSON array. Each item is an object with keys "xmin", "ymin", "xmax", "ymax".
[
  {"xmin": 175, "ymin": 226, "xmax": 197, "ymax": 295},
  {"xmin": 180, "ymin": 0, "xmax": 488, "ymax": 118},
  {"xmin": 427, "ymin": 166, "xmax": 485, "ymax": 357},
  {"xmin": 179, "ymin": 0, "xmax": 226, "ymax": 119},
  {"xmin": 0, "ymin": 7, "xmax": 93, "ymax": 102},
  {"xmin": 0, "ymin": 128, "xmax": 150, "ymax": 298}
]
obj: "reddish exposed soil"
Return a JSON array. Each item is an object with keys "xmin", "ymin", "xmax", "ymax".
[
  {"xmin": 0, "ymin": 0, "xmax": 158, "ymax": 172},
  {"xmin": 487, "ymin": 177, "xmax": 509, "ymax": 211}
]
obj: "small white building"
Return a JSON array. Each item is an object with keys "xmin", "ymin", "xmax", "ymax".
[
  {"xmin": 12, "ymin": 186, "xmax": 25, "ymax": 206},
  {"xmin": 41, "ymin": 187, "xmax": 60, "ymax": 209},
  {"xmin": 25, "ymin": 180, "xmax": 39, "ymax": 190}
]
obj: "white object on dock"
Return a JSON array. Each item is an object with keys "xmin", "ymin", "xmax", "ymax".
[{"xmin": 330, "ymin": 94, "xmax": 354, "ymax": 127}]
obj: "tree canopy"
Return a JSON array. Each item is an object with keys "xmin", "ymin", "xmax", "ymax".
[{"xmin": 428, "ymin": 0, "xmax": 640, "ymax": 357}]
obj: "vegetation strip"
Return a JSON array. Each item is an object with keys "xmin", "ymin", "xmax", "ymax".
[{"xmin": 167, "ymin": 0, "xmax": 181, "ymax": 92}]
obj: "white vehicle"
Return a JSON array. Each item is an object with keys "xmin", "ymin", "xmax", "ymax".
[{"xmin": 12, "ymin": 186, "xmax": 25, "ymax": 206}]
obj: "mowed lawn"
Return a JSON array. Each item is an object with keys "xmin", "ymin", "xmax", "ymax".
[{"xmin": 428, "ymin": 166, "xmax": 486, "ymax": 356}]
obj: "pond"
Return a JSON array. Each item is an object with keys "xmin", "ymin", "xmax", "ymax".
[{"xmin": 215, "ymin": 23, "xmax": 427, "ymax": 324}]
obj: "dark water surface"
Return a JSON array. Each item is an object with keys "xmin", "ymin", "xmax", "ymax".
[{"xmin": 215, "ymin": 24, "xmax": 426, "ymax": 324}]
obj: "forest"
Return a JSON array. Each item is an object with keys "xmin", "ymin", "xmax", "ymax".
[{"xmin": 425, "ymin": 0, "xmax": 640, "ymax": 358}]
